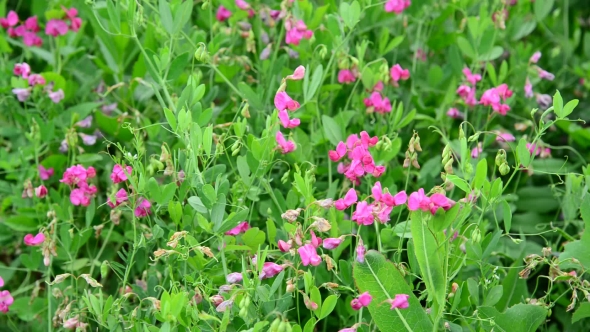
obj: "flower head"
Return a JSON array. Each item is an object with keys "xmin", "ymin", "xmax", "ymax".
[
  {"xmin": 39, "ymin": 165, "xmax": 54, "ymax": 180},
  {"xmin": 387, "ymin": 294, "xmax": 410, "ymax": 309},
  {"xmin": 274, "ymin": 91, "xmax": 300, "ymax": 112},
  {"xmin": 390, "ymin": 64, "xmax": 410, "ymax": 82},
  {"xmin": 260, "ymin": 262, "xmax": 284, "ymax": 279},
  {"xmin": 134, "ymin": 198, "xmax": 152, "ymax": 218},
  {"xmin": 35, "ymin": 185, "xmax": 48, "ymax": 198},
  {"xmin": 226, "ymin": 272, "xmax": 243, "ymax": 284},
  {"xmin": 13, "ymin": 63, "xmax": 31, "ymax": 78},
  {"xmin": 298, "ymin": 244, "xmax": 322, "ymax": 266},
  {"xmin": 110, "ymin": 164, "xmax": 132, "ymax": 184},
  {"xmin": 334, "ymin": 188, "xmax": 358, "ymax": 210},
  {"xmin": 322, "ymin": 237, "xmax": 343, "ymax": 250},
  {"xmin": 225, "ymin": 221, "xmax": 250, "ymax": 236},
  {"xmin": 385, "ymin": 0, "xmax": 411, "ymax": 14},
  {"xmin": 46, "ymin": 19, "xmax": 69, "ymax": 36},
  {"xmin": 275, "ymin": 131, "xmax": 296, "ymax": 154},
  {"xmin": 278, "ymin": 110, "xmax": 300, "ymax": 129},
  {"xmin": 530, "ymin": 51, "xmax": 541, "ymax": 63},
  {"xmin": 287, "ymin": 66, "xmax": 305, "ymax": 80},
  {"xmin": 24, "ymin": 233, "xmax": 45, "ymax": 246},
  {"xmin": 216, "ymin": 6, "xmax": 232, "ymax": 21},
  {"xmin": 48, "ymin": 89, "xmax": 65, "ymax": 103},
  {"xmin": 0, "ymin": 290, "xmax": 14, "ymax": 313},
  {"xmin": 107, "ymin": 189, "xmax": 129, "ymax": 208},
  {"xmin": 338, "ymin": 69, "xmax": 356, "ymax": 84}
]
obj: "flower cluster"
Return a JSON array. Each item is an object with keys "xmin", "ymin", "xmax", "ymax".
[
  {"xmin": 1, "ymin": 11, "xmax": 42, "ymax": 46},
  {"xmin": 524, "ymin": 51, "xmax": 555, "ymax": 99},
  {"xmin": 285, "ymin": 18, "xmax": 313, "ymax": 46},
  {"xmin": 456, "ymin": 67, "xmax": 481, "ymax": 107},
  {"xmin": 0, "ymin": 276, "xmax": 13, "ymax": 313},
  {"xmin": 350, "ymin": 291, "xmax": 372, "ymax": 310},
  {"xmin": 407, "ymin": 188, "xmax": 455, "ymax": 214},
  {"xmin": 338, "ymin": 69, "xmax": 357, "ymax": 84},
  {"xmin": 335, "ymin": 182, "xmax": 407, "ymax": 225},
  {"xmin": 275, "ymin": 66, "xmax": 304, "ymax": 154},
  {"xmin": 216, "ymin": 0, "xmax": 255, "ymax": 22},
  {"xmin": 385, "ymin": 0, "xmax": 411, "ymax": 14},
  {"xmin": 11, "ymin": 62, "xmax": 64, "ymax": 103},
  {"xmin": 328, "ymin": 131, "xmax": 385, "ymax": 184},
  {"xmin": 60, "ymin": 165, "xmax": 97, "ymax": 207},
  {"xmin": 479, "ymin": 83, "xmax": 513, "ymax": 116}
]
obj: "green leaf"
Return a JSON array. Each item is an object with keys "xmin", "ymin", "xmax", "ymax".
[
  {"xmin": 410, "ymin": 212, "xmax": 446, "ymax": 313},
  {"xmin": 561, "ymin": 99, "xmax": 579, "ymax": 118},
  {"xmin": 512, "ymin": 21, "xmax": 537, "ymax": 41},
  {"xmin": 553, "ymin": 90, "xmax": 564, "ymax": 118},
  {"xmin": 159, "ymin": 0, "xmax": 174, "ymax": 35},
  {"xmin": 168, "ymin": 201, "xmax": 182, "ymax": 225},
  {"xmin": 217, "ymin": 208, "xmax": 250, "ymax": 234},
  {"xmin": 483, "ymin": 285, "xmax": 503, "ymax": 306},
  {"xmin": 211, "ymin": 194, "xmax": 226, "ymax": 231},
  {"xmin": 353, "ymin": 250, "xmax": 433, "ymax": 331},
  {"xmin": 496, "ymin": 260, "xmax": 529, "ymax": 311},
  {"xmin": 573, "ymin": 302, "xmax": 590, "ymax": 323},
  {"xmin": 85, "ymin": 199, "xmax": 96, "ymax": 228},
  {"xmin": 321, "ymin": 115, "xmax": 342, "ymax": 146},
  {"xmin": 534, "ymin": 0, "xmax": 554, "ymax": 21},
  {"xmin": 383, "ymin": 35, "xmax": 405, "ymax": 55},
  {"xmin": 516, "ymin": 138, "xmax": 531, "ymax": 167},
  {"xmin": 187, "ymin": 196, "xmax": 208, "ymax": 214},
  {"xmin": 472, "ymin": 159, "xmax": 487, "ymax": 189},
  {"xmin": 501, "ymin": 199, "xmax": 512, "ymax": 233},
  {"xmin": 479, "ymin": 304, "xmax": 547, "ymax": 332},
  {"xmin": 486, "ymin": 62, "xmax": 497, "ymax": 86},
  {"xmin": 172, "ymin": 0, "xmax": 193, "ymax": 34},
  {"xmin": 456, "ymin": 36, "xmax": 475, "ymax": 59},
  {"xmin": 319, "ymin": 295, "xmax": 337, "ymax": 320},
  {"xmin": 242, "ymin": 228, "xmax": 266, "ymax": 250},
  {"xmin": 203, "ymin": 125, "xmax": 213, "ymax": 155},
  {"xmin": 339, "ymin": 1, "xmax": 361, "ymax": 29},
  {"xmin": 202, "ymin": 184, "xmax": 217, "ymax": 205},
  {"xmin": 3, "ymin": 216, "xmax": 39, "ymax": 232},
  {"xmin": 164, "ymin": 108, "xmax": 177, "ymax": 131},
  {"xmin": 238, "ymin": 82, "xmax": 263, "ymax": 110},
  {"xmin": 498, "ymin": 60, "xmax": 508, "ymax": 83},
  {"xmin": 305, "ymin": 65, "xmax": 323, "ymax": 102},
  {"xmin": 478, "ymin": 46, "xmax": 503, "ymax": 61},
  {"xmin": 445, "ymin": 174, "xmax": 471, "ymax": 193},
  {"xmin": 560, "ymin": 195, "xmax": 590, "ymax": 269}
]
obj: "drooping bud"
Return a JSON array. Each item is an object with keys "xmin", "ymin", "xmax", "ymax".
[
  {"xmin": 495, "ymin": 149, "xmax": 507, "ymax": 167},
  {"xmin": 499, "ymin": 162, "xmax": 510, "ymax": 175}
]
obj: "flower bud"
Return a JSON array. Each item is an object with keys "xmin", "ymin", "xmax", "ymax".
[
  {"xmin": 464, "ymin": 162, "xmax": 473, "ymax": 177},
  {"xmin": 194, "ymin": 43, "xmax": 210, "ymax": 63},
  {"xmin": 471, "ymin": 228, "xmax": 481, "ymax": 243},
  {"xmin": 444, "ymin": 157, "xmax": 454, "ymax": 174},
  {"xmin": 499, "ymin": 162, "xmax": 510, "ymax": 176},
  {"xmin": 495, "ymin": 149, "xmax": 506, "ymax": 167}
]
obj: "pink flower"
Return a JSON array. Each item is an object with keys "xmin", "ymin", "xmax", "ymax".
[
  {"xmin": 322, "ymin": 237, "xmax": 343, "ymax": 250},
  {"xmin": 226, "ymin": 272, "xmax": 243, "ymax": 284},
  {"xmin": 462, "ymin": 67, "xmax": 482, "ymax": 85},
  {"xmin": 24, "ymin": 233, "xmax": 45, "ymax": 246},
  {"xmin": 76, "ymin": 116, "xmax": 93, "ymax": 128},
  {"xmin": 48, "ymin": 89, "xmax": 65, "ymax": 103},
  {"xmin": 0, "ymin": 11, "xmax": 18, "ymax": 28},
  {"xmin": 25, "ymin": 16, "xmax": 40, "ymax": 32},
  {"xmin": 28, "ymin": 74, "xmax": 45, "ymax": 86},
  {"xmin": 350, "ymin": 291, "xmax": 372, "ymax": 310},
  {"xmin": 274, "ymin": 91, "xmax": 300, "ymax": 111},
  {"xmin": 385, "ymin": 0, "xmax": 411, "ymax": 14},
  {"xmin": 407, "ymin": 189, "xmax": 430, "ymax": 212},
  {"xmin": 278, "ymin": 240, "xmax": 291, "ymax": 252},
  {"xmin": 110, "ymin": 164, "xmax": 132, "ymax": 183},
  {"xmin": 276, "ymin": 131, "xmax": 296, "ymax": 154},
  {"xmin": 530, "ymin": 51, "xmax": 541, "ymax": 63},
  {"xmin": 210, "ymin": 294, "xmax": 224, "ymax": 307},
  {"xmin": 60, "ymin": 165, "xmax": 88, "ymax": 185},
  {"xmin": 12, "ymin": 88, "xmax": 30, "ymax": 102},
  {"xmin": 526, "ymin": 143, "xmax": 541, "ymax": 156},
  {"xmin": 471, "ymin": 142, "xmax": 483, "ymax": 158},
  {"xmin": 35, "ymin": 185, "xmax": 48, "ymax": 198},
  {"xmin": 285, "ymin": 19, "xmax": 313, "ymax": 46},
  {"xmin": 38, "ymin": 165, "xmax": 54, "ymax": 180},
  {"xmin": 447, "ymin": 108, "xmax": 464, "ymax": 119},
  {"xmin": 0, "ymin": 276, "xmax": 3, "ymax": 287},
  {"xmin": 278, "ymin": 110, "xmax": 300, "ymax": 129},
  {"xmin": 429, "ymin": 193, "xmax": 455, "ymax": 214},
  {"xmin": 107, "ymin": 189, "xmax": 129, "ymax": 208},
  {"xmin": 310, "ymin": 230, "xmax": 322, "ymax": 248},
  {"xmin": 352, "ymin": 201, "xmax": 375, "ymax": 226},
  {"xmin": 235, "ymin": 0, "xmax": 250, "ymax": 10},
  {"xmin": 225, "ymin": 221, "xmax": 250, "ymax": 236},
  {"xmin": 134, "ymin": 198, "xmax": 152, "ymax": 218},
  {"xmin": 298, "ymin": 244, "xmax": 322, "ymax": 266},
  {"xmin": 480, "ymin": 88, "xmax": 500, "ymax": 107},
  {"xmin": 46, "ymin": 19, "xmax": 69, "ymax": 36},
  {"xmin": 390, "ymin": 64, "xmax": 410, "ymax": 82},
  {"xmin": 13, "ymin": 63, "xmax": 31, "ymax": 78},
  {"xmin": 339, "ymin": 327, "xmax": 358, "ymax": 332},
  {"xmin": 329, "ymin": 142, "xmax": 347, "ymax": 162},
  {"xmin": 537, "ymin": 68, "xmax": 554, "ymax": 81},
  {"xmin": 260, "ymin": 262, "xmax": 284, "ymax": 279},
  {"xmin": 79, "ymin": 133, "xmax": 97, "ymax": 146},
  {"xmin": 364, "ymin": 92, "xmax": 392, "ymax": 113},
  {"xmin": 373, "ymin": 81, "xmax": 384, "ymax": 92},
  {"xmin": 86, "ymin": 167, "xmax": 96, "ymax": 178},
  {"xmin": 356, "ymin": 240, "xmax": 366, "ymax": 263},
  {"xmin": 540, "ymin": 147, "xmax": 551, "ymax": 159},
  {"xmin": 496, "ymin": 132, "xmax": 515, "ymax": 143},
  {"xmin": 495, "ymin": 84, "xmax": 513, "ymax": 99},
  {"xmin": 216, "ymin": 6, "xmax": 232, "ymax": 21},
  {"xmin": 524, "ymin": 78, "xmax": 534, "ymax": 98},
  {"xmin": 335, "ymin": 188, "xmax": 357, "ymax": 210},
  {"xmin": 387, "ymin": 294, "xmax": 410, "ymax": 309},
  {"xmin": 70, "ymin": 188, "xmax": 91, "ymax": 206},
  {"xmin": 0, "ymin": 290, "xmax": 14, "ymax": 313},
  {"xmin": 287, "ymin": 65, "xmax": 305, "ymax": 80},
  {"xmin": 22, "ymin": 31, "xmax": 42, "ymax": 47},
  {"xmin": 216, "ymin": 300, "xmax": 233, "ymax": 312},
  {"xmin": 338, "ymin": 69, "xmax": 356, "ymax": 84}
]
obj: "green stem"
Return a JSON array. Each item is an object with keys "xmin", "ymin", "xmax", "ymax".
[{"xmin": 89, "ymin": 223, "xmax": 115, "ymax": 277}]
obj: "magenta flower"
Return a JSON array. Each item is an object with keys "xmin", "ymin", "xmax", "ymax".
[
  {"xmin": 387, "ymin": 294, "xmax": 410, "ymax": 309},
  {"xmin": 28, "ymin": 74, "xmax": 45, "ymax": 86},
  {"xmin": 38, "ymin": 165, "xmax": 54, "ymax": 180},
  {"xmin": 310, "ymin": 230, "xmax": 322, "ymax": 248},
  {"xmin": 225, "ymin": 221, "xmax": 250, "ymax": 235},
  {"xmin": 110, "ymin": 164, "xmax": 132, "ymax": 183},
  {"xmin": 12, "ymin": 88, "xmax": 30, "ymax": 102},
  {"xmin": 63, "ymin": 7, "xmax": 82, "ymax": 32},
  {"xmin": 334, "ymin": 188, "xmax": 358, "ymax": 210},
  {"xmin": 275, "ymin": 131, "xmax": 296, "ymax": 154},
  {"xmin": 407, "ymin": 189, "xmax": 431, "ymax": 212},
  {"xmin": 259, "ymin": 262, "xmax": 284, "ymax": 279},
  {"xmin": 322, "ymin": 237, "xmax": 343, "ymax": 250},
  {"xmin": 298, "ymin": 244, "xmax": 322, "ymax": 266},
  {"xmin": 0, "ymin": 276, "xmax": 3, "ymax": 287},
  {"xmin": 529, "ymin": 51, "xmax": 541, "ymax": 63},
  {"xmin": 429, "ymin": 193, "xmax": 455, "ymax": 214},
  {"xmin": 447, "ymin": 108, "xmax": 464, "ymax": 119},
  {"xmin": 35, "ymin": 185, "xmax": 48, "ymax": 198},
  {"xmin": 0, "ymin": 290, "xmax": 14, "ymax": 313},
  {"xmin": 278, "ymin": 240, "xmax": 291, "ymax": 252},
  {"xmin": 226, "ymin": 272, "xmax": 243, "ymax": 284},
  {"xmin": 462, "ymin": 68, "xmax": 482, "ymax": 85},
  {"xmin": 46, "ymin": 19, "xmax": 69, "ymax": 36},
  {"xmin": 13, "ymin": 63, "xmax": 31, "ymax": 78},
  {"xmin": 25, "ymin": 16, "xmax": 39, "ymax": 32},
  {"xmin": 385, "ymin": 0, "xmax": 411, "ymax": 14},
  {"xmin": 364, "ymin": 92, "xmax": 392, "ymax": 114},
  {"xmin": 338, "ymin": 69, "xmax": 356, "ymax": 84},
  {"xmin": 0, "ymin": 11, "xmax": 18, "ymax": 28},
  {"xmin": 22, "ymin": 31, "xmax": 42, "ymax": 47},
  {"xmin": 70, "ymin": 188, "xmax": 91, "ymax": 206},
  {"xmin": 274, "ymin": 91, "xmax": 300, "ymax": 112},
  {"xmin": 352, "ymin": 201, "xmax": 375, "ymax": 226},
  {"xmin": 285, "ymin": 19, "xmax": 313, "ymax": 46},
  {"xmin": 278, "ymin": 110, "xmax": 300, "ymax": 129},
  {"xmin": 471, "ymin": 142, "xmax": 483, "ymax": 158},
  {"xmin": 216, "ymin": 6, "xmax": 232, "ymax": 22},
  {"xmin": 107, "ymin": 189, "xmax": 129, "ymax": 208},
  {"xmin": 287, "ymin": 65, "xmax": 305, "ymax": 80},
  {"xmin": 60, "ymin": 165, "xmax": 89, "ymax": 185},
  {"xmin": 390, "ymin": 64, "xmax": 410, "ymax": 82},
  {"xmin": 350, "ymin": 291, "xmax": 372, "ymax": 310},
  {"xmin": 524, "ymin": 78, "xmax": 534, "ymax": 98},
  {"xmin": 134, "ymin": 198, "xmax": 152, "ymax": 218},
  {"xmin": 24, "ymin": 233, "xmax": 45, "ymax": 246},
  {"xmin": 48, "ymin": 89, "xmax": 65, "ymax": 103},
  {"xmin": 328, "ymin": 142, "xmax": 347, "ymax": 162}
]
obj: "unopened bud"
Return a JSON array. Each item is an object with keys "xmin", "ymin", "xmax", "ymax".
[
  {"xmin": 464, "ymin": 162, "xmax": 473, "ymax": 177},
  {"xmin": 471, "ymin": 228, "xmax": 481, "ymax": 243},
  {"xmin": 499, "ymin": 162, "xmax": 510, "ymax": 176},
  {"xmin": 444, "ymin": 157, "xmax": 454, "ymax": 174},
  {"xmin": 495, "ymin": 149, "xmax": 506, "ymax": 167},
  {"xmin": 414, "ymin": 136, "xmax": 422, "ymax": 152},
  {"xmin": 459, "ymin": 127, "xmax": 465, "ymax": 139}
]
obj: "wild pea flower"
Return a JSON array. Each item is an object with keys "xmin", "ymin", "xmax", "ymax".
[
  {"xmin": 352, "ymin": 201, "xmax": 375, "ymax": 225},
  {"xmin": 79, "ymin": 133, "xmax": 97, "ymax": 146},
  {"xmin": 530, "ymin": 51, "xmax": 541, "ymax": 63},
  {"xmin": 407, "ymin": 188, "xmax": 431, "ymax": 211},
  {"xmin": 22, "ymin": 30, "xmax": 42, "ymax": 46},
  {"xmin": 274, "ymin": 91, "xmax": 300, "ymax": 111},
  {"xmin": 35, "ymin": 185, "xmax": 48, "ymax": 198},
  {"xmin": 70, "ymin": 188, "xmax": 94, "ymax": 206},
  {"xmin": 298, "ymin": 244, "xmax": 322, "ymax": 266},
  {"xmin": 226, "ymin": 272, "xmax": 243, "ymax": 284},
  {"xmin": 480, "ymin": 84, "xmax": 513, "ymax": 115},
  {"xmin": 209, "ymin": 294, "xmax": 224, "ymax": 307},
  {"xmin": 28, "ymin": 74, "xmax": 45, "ymax": 86},
  {"xmin": 46, "ymin": 19, "xmax": 69, "ymax": 36},
  {"xmin": 110, "ymin": 164, "xmax": 132, "ymax": 183},
  {"xmin": 278, "ymin": 110, "xmax": 300, "ymax": 129},
  {"xmin": 0, "ymin": 276, "xmax": 3, "ymax": 287},
  {"xmin": 63, "ymin": 7, "xmax": 82, "ymax": 32},
  {"xmin": 331, "ymin": 132, "xmax": 383, "ymax": 183},
  {"xmin": 334, "ymin": 188, "xmax": 358, "ymax": 210},
  {"xmin": 322, "ymin": 237, "xmax": 344, "ymax": 250},
  {"xmin": 286, "ymin": 65, "xmax": 305, "ymax": 80},
  {"xmin": 0, "ymin": 11, "xmax": 18, "ymax": 28},
  {"xmin": 285, "ymin": 19, "xmax": 313, "ymax": 46},
  {"xmin": 356, "ymin": 239, "xmax": 366, "ymax": 263},
  {"xmin": 526, "ymin": 143, "xmax": 541, "ymax": 156},
  {"xmin": 61, "ymin": 165, "xmax": 91, "ymax": 185},
  {"xmin": 216, "ymin": 300, "xmax": 233, "ymax": 312},
  {"xmin": 471, "ymin": 142, "xmax": 483, "ymax": 158},
  {"xmin": 48, "ymin": 89, "xmax": 65, "ymax": 103},
  {"xmin": 351, "ymin": 291, "xmax": 372, "ymax": 310},
  {"xmin": 13, "ymin": 63, "xmax": 31, "ymax": 78},
  {"xmin": 260, "ymin": 262, "xmax": 284, "ymax": 279},
  {"xmin": 364, "ymin": 92, "xmax": 392, "ymax": 114},
  {"xmin": 107, "ymin": 189, "xmax": 128, "ymax": 208},
  {"xmin": 495, "ymin": 131, "xmax": 515, "ymax": 143},
  {"xmin": 462, "ymin": 68, "xmax": 482, "ymax": 85},
  {"xmin": 390, "ymin": 64, "xmax": 410, "ymax": 84},
  {"xmin": 536, "ymin": 93, "xmax": 552, "ymax": 109},
  {"xmin": 524, "ymin": 78, "xmax": 534, "ymax": 98},
  {"xmin": 540, "ymin": 147, "xmax": 551, "ymax": 159},
  {"xmin": 225, "ymin": 221, "xmax": 250, "ymax": 235},
  {"xmin": 0, "ymin": 290, "xmax": 14, "ymax": 313},
  {"xmin": 12, "ymin": 88, "xmax": 30, "ymax": 102},
  {"xmin": 309, "ymin": 230, "xmax": 322, "ymax": 248},
  {"xmin": 338, "ymin": 69, "xmax": 356, "ymax": 84},
  {"xmin": 275, "ymin": 131, "xmax": 296, "ymax": 154},
  {"xmin": 385, "ymin": 0, "xmax": 411, "ymax": 14},
  {"xmin": 134, "ymin": 198, "xmax": 152, "ymax": 218},
  {"xmin": 537, "ymin": 68, "xmax": 555, "ymax": 81},
  {"xmin": 216, "ymin": 6, "xmax": 232, "ymax": 21},
  {"xmin": 278, "ymin": 240, "xmax": 292, "ymax": 252},
  {"xmin": 24, "ymin": 233, "xmax": 45, "ymax": 246},
  {"xmin": 260, "ymin": 45, "xmax": 272, "ymax": 60},
  {"xmin": 387, "ymin": 294, "xmax": 410, "ymax": 309},
  {"xmin": 447, "ymin": 108, "xmax": 464, "ymax": 119}
]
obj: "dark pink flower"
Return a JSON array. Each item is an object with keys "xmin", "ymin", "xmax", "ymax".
[
  {"xmin": 107, "ymin": 189, "xmax": 128, "ymax": 208},
  {"xmin": 38, "ymin": 165, "xmax": 54, "ymax": 180},
  {"xmin": 278, "ymin": 240, "xmax": 291, "ymax": 252},
  {"xmin": 22, "ymin": 31, "xmax": 42, "ymax": 46},
  {"xmin": 110, "ymin": 164, "xmax": 132, "ymax": 183},
  {"xmin": 35, "ymin": 185, "xmax": 48, "ymax": 198},
  {"xmin": 328, "ymin": 142, "xmax": 347, "ymax": 162},
  {"xmin": 28, "ymin": 74, "xmax": 45, "ymax": 86},
  {"xmin": 285, "ymin": 19, "xmax": 313, "ymax": 46},
  {"xmin": 0, "ymin": 11, "xmax": 18, "ymax": 28},
  {"xmin": 276, "ymin": 131, "xmax": 296, "ymax": 154},
  {"xmin": 462, "ymin": 67, "xmax": 481, "ymax": 85},
  {"xmin": 60, "ymin": 165, "xmax": 88, "ymax": 185},
  {"xmin": 225, "ymin": 221, "xmax": 250, "ymax": 235},
  {"xmin": 216, "ymin": 6, "xmax": 232, "ymax": 22},
  {"xmin": 364, "ymin": 92, "xmax": 392, "ymax": 113},
  {"xmin": 447, "ymin": 108, "xmax": 464, "ymax": 119},
  {"xmin": 24, "ymin": 16, "xmax": 39, "ymax": 32},
  {"xmin": 13, "ymin": 63, "xmax": 31, "ymax": 78},
  {"xmin": 338, "ymin": 69, "xmax": 356, "ymax": 84},
  {"xmin": 407, "ymin": 189, "xmax": 430, "ymax": 212},
  {"xmin": 385, "ymin": 0, "xmax": 411, "ymax": 14},
  {"xmin": 310, "ymin": 230, "xmax": 322, "ymax": 248},
  {"xmin": 24, "ymin": 233, "xmax": 45, "ymax": 246},
  {"xmin": 0, "ymin": 290, "xmax": 14, "ymax": 313},
  {"xmin": 70, "ymin": 188, "xmax": 91, "ymax": 206},
  {"xmin": 334, "ymin": 188, "xmax": 357, "ymax": 210},
  {"xmin": 351, "ymin": 291, "xmax": 372, "ymax": 310},
  {"xmin": 134, "ymin": 198, "xmax": 152, "ymax": 218},
  {"xmin": 46, "ymin": 19, "xmax": 69, "ymax": 36},
  {"xmin": 390, "ymin": 64, "xmax": 410, "ymax": 82},
  {"xmin": 274, "ymin": 91, "xmax": 300, "ymax": 111},
  {"xmin": 278, "ymin": 110, "xmax": 300, "ymax": 129},
  {"xmin": 352, "ymin": 201, "xmax": 375, "ymax": 226},
  {"xmin": 298, "ymin": 244, "xmax": 321, "ymax": 266}
]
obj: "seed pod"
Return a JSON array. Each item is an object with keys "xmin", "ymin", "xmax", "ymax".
[
  {"xmin": 414, "ymin": 136, "xmax": 422, "ymax": 152},
  {"xmin": 270, "ymin": 317, "xmax": 281, "ymax": 332},
  {"xmin": 444, "ymin": 157, "xmax": 454, "ymax": 174}
]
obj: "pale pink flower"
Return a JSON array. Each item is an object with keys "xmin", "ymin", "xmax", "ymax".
[
  {"xmin": 278, "ymin": 240, "xmax": 291, "ymax": 252},
  {"xmin": 338, "ymin": 69, "xmax": 356, "ymax": 84},
  {"xmin": 216, "ymin": 6, "xmax": 232, "ymax": 22},
  {"xmin": 12, "ymin": 88, "xmax": 30, "ymax": 102},
  {"xmin": 134, "ymin": 198, "xmax": 152, "ymax": 218},
  {"xmin": 526, "ymin": 143, "xmax": 541, "ymax": 156},
  {"xmin": 275, "ymin": 131, "xmax": 296, "ymax": 154},
  {"xmin": 76, "ymin": 116, "xmax": 93, "ymax": 128},
  {"xmin": 46, "ymin": 19, "xmax": 69, "ymax": 36},
  {"xmin": 298, "ymin": 244, "xmax": 322, "ymax": 266},
  {"xmin": 35, "ymin": 185, "xmax": 48, "ymax": 198},
  {"xmin": 278, "ymin": 110, "xmax": 300, "ymax": 129},
  {"xmin": 225, "ymin": 221, "xmax": 250, "ymax": 235},
  {"xmin": 48, "ymin": 89, "xmax": 64, "ymax": 103},
  {"xmin": 259, "ymin": 262, "xmax": 284, "ymax": 279},
  {"xmin": 524, "ymin": 78, "xmax": 534, "ymax": 98},
  {"xmin": 235, "ymin": 0, "xmax": 250, "ymax": 10},
  {"xmin": 209, "ymin": 294, "xmax": 223, "ymax": 307},
  {"xmin": 226, "ymin": 272, "xmax": 243, "ymax": 284},
  {"xmin": 28, "ymin": 74, "xmax": 45, "ymax": 86},
  {"xmin": 24, "ymin": 233, "xmax": 45, "ymax": 246},
  {"xmin": 537, "ymin": 68, "xmax": 554, "ymax": 81},
  {"xmin": 536, "ymin": 93, "xmax": 552, "ymax": 109},
  {"xmin": 107, "ymin": 188, "xmax": 128, "ymax": 208},
  {"xmin": 38, "ymin": 165, "xmax": 53, "ymax": 181},
  {"xmin": 387, "ymin": 294, "xmax": 410, "ymax": 309},
  {"xmin": 79, "ymin": 133, "xmax": 97, "ymax": 146},
  {"xmin": 322, "ymin": 237, "xmax": 343, "ymax": 250},
  {"xmin": 496, "ymin": 132, "xmax": 515, "ymax": 143},
  {"xmin": 471, "ymin": 142, "xmax": 483, "ymax": 158},
  {"xmin": 13, "ymin": 63, "xmax": 31, "ymax": 78},
  {"xmin": 287, "ymin": 65, "xmax": 305, "ymax": 80},
  {"xmin": 110, "ymin": 164, "xmax": 132, "ymax": 183},
  {"xmin": 335, "ymin": 188, "xmax": 357, "ymax": 210},
  {"xmin": 310, "ymin": 230, "xmax": 322, "ymax": 248},
  {"xmin": 274, "ymin": 91, "xmax": 300, "ymax": 111},
  {"xmin": 385, "ymin": 0, "xmax": 411, "ymax": 14},
  {"xmin": 529, "ymin": 51, "xmax": 541, "ymax": 63},
  {"xmin": 390, "ymin": 64, "xmax": 410, "ymax": 82},
  {"xmin": 462, "ymin": 67, "xmax": 481, "ymax": 85},
  {"xmin": 447, "ymin": 108, "xmax": 464, "ymax": 119},
  {"xmin": 216, "ymin": 300, "xmax": 233, "ymax": 312},
  {"xmin": 356, "ymin": 240, "xmax": 366, "ymax": 263}
]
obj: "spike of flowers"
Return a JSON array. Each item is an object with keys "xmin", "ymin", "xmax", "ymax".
[{"xmin": 328, "ymin": 132, "xmax": 384, "ymax": 184}]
